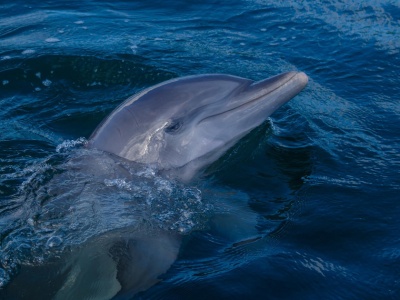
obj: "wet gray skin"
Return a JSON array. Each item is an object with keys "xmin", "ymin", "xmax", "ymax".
[
  {"xmin": 45, "ymin": 72, "xmax": 308, "ymax": 300},
  {"xmin": 89, "ymin": 71, "xmax": 308, "ymax": 182}
]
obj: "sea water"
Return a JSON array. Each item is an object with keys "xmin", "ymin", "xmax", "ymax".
[{"xmin": 0, "ymin": 1, "xmax": 399, "ymax": 299}]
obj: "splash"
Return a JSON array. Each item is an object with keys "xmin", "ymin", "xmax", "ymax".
[
  {"xmin": 0, "ymin": 138, "xmax": 210, "ymax": 288},
  {"xmin": 55, "ymin": 137, "xmax": 88, "ymax": 153}
]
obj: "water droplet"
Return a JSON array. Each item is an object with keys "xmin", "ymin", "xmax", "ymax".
[{"xmin": 46, "ymin": 236, "xmax": 63, "ymax": 248}]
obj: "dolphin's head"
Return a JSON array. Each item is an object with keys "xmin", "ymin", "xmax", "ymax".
[{"xmin": 89, "ymin": 72, "xmax": 308, "ymax": 181}]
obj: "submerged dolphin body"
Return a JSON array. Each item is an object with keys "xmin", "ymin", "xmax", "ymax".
[
  {"xmin": 89, "ymin": 71, "xmax": 308, "ymax": 182},
  {"xmin": 12, "ymin": 72, "xmax": 307, "ymax": 300}
]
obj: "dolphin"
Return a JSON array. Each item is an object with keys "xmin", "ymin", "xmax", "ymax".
[
  {"xmin": 89, "ymin": 71, "xmax": 308, "ymax": 182},
  {"xmin": 88, "ymin": 71, "xmax": 307, "ymax": 298},
  {"xmin": 1, "ymin": 72, "xmax": 308, "ymax": 300}
]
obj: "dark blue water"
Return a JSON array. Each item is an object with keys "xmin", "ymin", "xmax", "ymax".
[{"xmin": 1, "ymin": 1, "xmax": 399, "ymax": 299}]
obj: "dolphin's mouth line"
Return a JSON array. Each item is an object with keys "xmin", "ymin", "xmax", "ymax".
[{"xmin": 199, "ymin": 72, "xmax": 298, "ymax": 124}]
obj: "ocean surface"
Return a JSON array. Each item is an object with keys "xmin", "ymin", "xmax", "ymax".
[{"xmin": 0, "ymin": 0, "xmax": 399, "ymax": 299}]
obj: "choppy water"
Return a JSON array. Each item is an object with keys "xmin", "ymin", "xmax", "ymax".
[{"xmin": 1, "ymin": 0, "xmax": 399, "ymax": 299}]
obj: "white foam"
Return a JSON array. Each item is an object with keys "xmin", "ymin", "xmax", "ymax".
[
  {"xmin": 22, "ymin": 49, "xmax": 36, "ymax": 55},
  {"xmin": 104, "ymin": 178, "xmax": 132, "ymax": 190},
  {"xmin": 45, "ymin": 37, "xmax": 60, "ymax": 43},
  {"xmin": 0, "ymin": 268, "xmax": 10, "ymax": 288},
  {"xmin": 155, "ymin": 177, "xmax": 173, "ymax": 194},
  {"xmin": 18, "ymin": 163, "xmax": 52, "ymax": 192},
  {"xmin": 130, "ymin": 45, "xmax": 138, "ymax": 54},
  {"xmin": 135, "ymin": 167, "xmax": 156, "ymax": 178},
  {"xmin": 42, "ymin": 79, "xmax": 52, "ymax": 87},
  {"xmin": 56, "ymin": 137, "xmax": 88, "ymax": 153}
]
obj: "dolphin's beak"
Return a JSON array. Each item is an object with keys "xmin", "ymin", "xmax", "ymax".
[
  {"xmin": 198, "ymin": 71, "xmax": 308, "ymax": 133},
  {"xmin": 245, "ymin": 71, "xmax": 308, "ymax": 114},
  {"xmin": 250, "ymin": 71, "xmax": 308, "ymax": 92},
  {"xmin": 202, "ymin": 71, "xmax": 308, "ymax": 126}
]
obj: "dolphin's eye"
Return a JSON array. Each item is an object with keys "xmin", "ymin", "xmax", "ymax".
[{"xmin": 165, "ymin": 121, "xmax": 182, "ymax": 133}]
